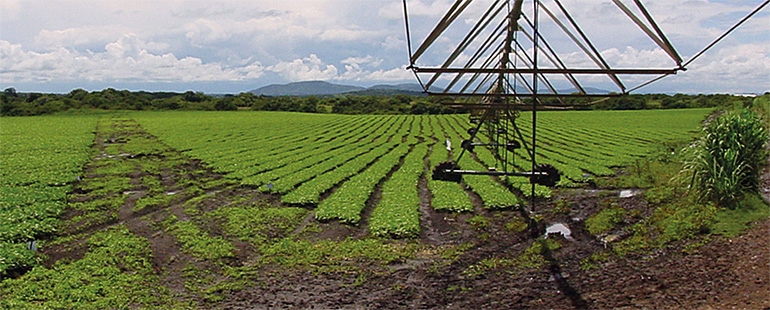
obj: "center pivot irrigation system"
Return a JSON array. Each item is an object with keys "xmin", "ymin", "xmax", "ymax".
[{"xmin": 402, "ymin": 0, "xmax": 769, "ymax": 198}]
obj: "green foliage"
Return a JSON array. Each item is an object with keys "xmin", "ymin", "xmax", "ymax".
[
  {"xmin": 0, "ymin": 115, "xmax": 98, "ymax": 275},
  {"xmin": 210, "ymin": 205, "xmax": 307, "ymax": 246},
  {"xmin": 369, "ymin": 143, "xmax": 428, "ymax": 237},
  {"xmin": 654, "ymin": 199, "xmax": 717, "ymax": 243},
  {"xmin": 182, "ymin": 265, "xmax": 245, "ymax": 303},
  {"xmin": 165, "ymin": 215, "xmax": 235, "ymax": 260},
  {"xmin": 257, "ymin": 238, "xmax": 418, "ymax": 273},
  {"xmin": 711, "ymin": 193, "xmax": 770, "ymax": 237},
  {"xmin": 538, "ymin": 93, "xmax": 753, "ymax": 110},
  {"xmin": 129, "ymin": 110, "xmax": 710, "ymax": 237},
  {"xmin": 466, "ymin": 215, "xmax": 491, "ymax": 228},
  {"xmin": 1, "ymin": 88, "xmax": 746, "ymax": 117},
  {"xmin": 133, "ymin": 193, "xmax": 176, "ymax": 212},
  {"xmin": 0, "ymin": 226, "xmax": 174, "ymax": 309},
  {"xmin": 501, "ymin": 109, "xmax": 712, "ymax": 180},
  {"xmin": 0, "ymin": 242, "xmax": 38, "ymax": 276},
  {"xmin": 505, "ymin": 215, "xmax": 529, "ymax": 233},
  {"xmin": 315, "ymin": 142, "xmax": 412, "ymax": 223},
  {"xmin": 750, "ymin": 95, "xmax": 770, "ymax": 124},
  {"xmin": 597, "ymin": 149, "xmax": 682, "ymax": 189},
  {"xmin": 585, "ymin": 204, "xmax": 628, "ymax": 235},
  {"xmin": 463, "ymin": 239, "xmax": 560, "ymax": 277},
  {"xmin": 311, "ymin": 119, "xmax": 422, "ymax": 224},
  {"xmin": 682, "ymin": 110, "xmax": 768, "ymax": 208},
  {"xmin": 425, "ymin": 117, "xmax": 474, "ymax": 212}
]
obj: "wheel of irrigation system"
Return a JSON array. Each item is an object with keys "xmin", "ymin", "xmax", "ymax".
[
  {"xmin": 531, "ymin": 164, "xmax": 561, "ymax": 187},
  {"xmin": 432, "ymin": 161, "xmax": 462, "ymax": 182}
]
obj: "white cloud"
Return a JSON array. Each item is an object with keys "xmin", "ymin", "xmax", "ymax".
[
  {"xmin": 2, "ymin": 0, "xmax": 766, "ymax": 93},
  {"xmin": 363, "ymin": 66, "xmax": 414, "ymax": 82},
  {"xmin": 104, "ymin": 34, "xmax": 169, "ymax": 58},
  {"xmin": 379, "ymin": 0, "xmax": 455, "ymax": 20},
  {"xmin": 0, "ymin": 0, "xmax": 21, "ymax": 20},
  {"xmin": 266, "ymin": 54, "xmax": 414, "ymax": 82},
  {"xmin": 0, "ymin": 37, "xmax": 264, "ymax": 83},
  {"xmin": 382, "ymin": 35, "xmax": 406, "ymax": 50},
  {"xmin": 184, "ymin": 19, "xmax": 230, "ymax": 46},
  {"xmin": 318, "ymin": 28, "xmax": 383, "ymax": 42},
  {"xmin": 33, "ymin": 26, "xmax": 133, "ymax": 51},
  {"xmin": 339, "ymin": 56, "xmax": 384, "ymax": 80},
  {"xmin": 341, "ymin": 56, "xmax": 382, "ymax": 68},
  {"xmin": 601, "ymin": 47, "xmax": 672, "ymax": 68},
  {"xmin": 266, "ymin": 54, "xmax": 339, "ymax": 81},
  {"xmin": 678, "ymin": 42, "xmax": 770, "ymax": 92}
]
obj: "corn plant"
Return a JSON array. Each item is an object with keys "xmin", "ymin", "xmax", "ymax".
[{"xmin": 683, "ymin": 110, "xmax": 768, "ymax": 208}]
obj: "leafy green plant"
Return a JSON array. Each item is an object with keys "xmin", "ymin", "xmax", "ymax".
[
  {"xmin": 0, "ymin": 114, "xmax": 98, "ymax": 274},
  {"xmin": 256, "ymin": 238, "xmax": 418, "ymax": 274},
  {"xmin": 462, "ymin": 239, "xmax": 560, "ymax": 277},
  {"xmin": 710, "ymin": 193, "xmax": 769, "ymax": 237},
  {"xmin": 210, "ymin": 205, "xmax": 307, "ymax": 246},
  {"xmin": 165, "ymin": 215, "xmax": 235, "ymax": 260},
  {"xmin": 369, "ymin": 143, "xmax": 428, "ymax": 237},
  {"xmin": 0, "ymin": 226, "xmax": 175, "ymax": 309},
  {"xmin": 585, "ymin": 204, "xmax": 627, "ymax": 235}
]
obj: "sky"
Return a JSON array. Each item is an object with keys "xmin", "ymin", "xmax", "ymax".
[{"xmin": 0, "ymin": 0, "xmax": 768, "ymax": 94}]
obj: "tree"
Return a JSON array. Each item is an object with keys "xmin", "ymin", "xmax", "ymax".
[
  {"xmin": 183, "ymin": 91, "xmax": 208, "ymax": 102},
  {"xmin": 214, "ymin": 98, "xmax": 238, "ymax": 111},
  {"xmin": 67, "ymin": 89, "xmax": 88, "ymax": 101},
  {"xmin": 3, "ymin": 87, "xmax": 17, "ymax": 97}
]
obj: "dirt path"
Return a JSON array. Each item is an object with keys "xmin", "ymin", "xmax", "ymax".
[{"xmin": 700, "ymin": 148, "xmax": 770, "ymax": 310}]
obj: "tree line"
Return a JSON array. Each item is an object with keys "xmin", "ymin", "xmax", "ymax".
[{"xmin": 0, "ymin": 87, "xmax": 759, "ymax": 117}]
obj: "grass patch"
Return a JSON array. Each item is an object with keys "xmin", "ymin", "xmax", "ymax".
[
  {"xmin": 165, "ymin": 215, "xmax": 235, "ymax": 260},
  {"xmin": 711, "ymin": 193, "xmax": 769, "ymax": 237},
  {"xmin": 596, "ymin": 145, "xmax": 683, "ymax": 189},
  {"xmin": 182, "ymin": 265, "xmax": 245, "ymax": 303},
  {"xmin": 256, "ymin": 238, "xmax": 419, "ymax": 274},
  {"xmin": 682, "ymin": 110, "xmax": 767, "ymax": 208},
  {"xmin": 462, "ymin": 239, "xmax": 560, "ymax": 277},
  {"xmin": 466, "ymin": 215, "xmax": 491, "ymax": 228},
  {"xmin": 210, "ymin": 204, "xmax": 308, "ymax": 246},
  {"xmin": 585, "ymin": 203, "xmax": 627, "ymax": 235}
]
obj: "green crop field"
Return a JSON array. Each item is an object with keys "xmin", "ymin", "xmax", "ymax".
[
  {"xmin": 133, "ymin": 109, "xmax": 710, "ymax": 231},
  {"xmin": 0, "ymin": 109, "xmax": 711, "ymax": 245},
  {"xmin": 0, "ymin": 108, "xmax": 715, "ymax": 307},
  {"xmin": 0, "ymin": 115, "xmax": 98, "ymax": 275}
]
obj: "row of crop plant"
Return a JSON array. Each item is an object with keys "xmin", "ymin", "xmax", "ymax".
[
  {"xmin": 313, "ymin": 119, "xmax": 420, "ymax": 223},
  {"xmin": 444, "ymin": 109, "xmax": 711, "ymax": 180},
  {"xmin": 245, "ymin": 116, "xmax": 398, "ymax": 188},
  {"xmin": 425, "ymin": 116, "xmax": 474, "ymax": 212},
  {"xmin": 280, "ymin": 118, "xmax": 410, "ymax": 201},
  {"xmin": 132, "ymin": 110, "xmax": 712, "ymax": 233},
  {"xmin": 438, "ymin": 116, "xmax": 524, "ymax": 209},
  {"xmin": 0, "ymin": 115, "xmax": 99, "ymax": 275}
]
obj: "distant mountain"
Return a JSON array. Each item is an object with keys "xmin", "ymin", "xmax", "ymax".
[
  {"xmin": 367, "ymin": 83, "xmax": 427, "ymax": 92},
  {"xmin": 342, "ymin": 88, "xmax": 426, "ymax": 96},
  {"xmin": 507, "ymin": 86, "xmax": 612, "ymax": 95},
  {"xmin": 247, "ymin": 81, "xmax": 607, "ymax": 97},
  {"xmin": 248, "ymin": 81, "xmax": 436, "ymax": 97},
  {"xmin": 249, "ymin": 81, "xmax": 365, "ymax": 96},
  {"xmin": 556, "ymin": 87, "xmax": 612, "ymax": 94}
]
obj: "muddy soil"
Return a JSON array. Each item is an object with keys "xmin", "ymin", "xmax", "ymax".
[{"xmin": 41, "ymin": 118, "xmax": 770, "ymax": 309}]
